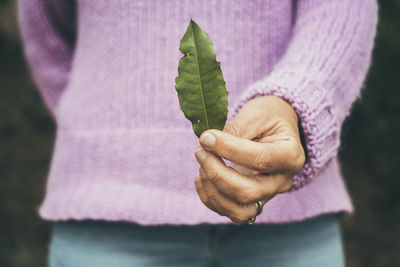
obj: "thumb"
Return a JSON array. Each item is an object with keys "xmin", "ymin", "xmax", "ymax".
[{"xmin": 199, "ymin": 129, "xmax": 294, "ymax": 173}]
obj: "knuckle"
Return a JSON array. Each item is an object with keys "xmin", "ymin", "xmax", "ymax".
[
  {"xmin": 208, "ymin": 172, "xmax": 222, "ymax": 185},
  {"xmin": 293, "ymin": 153, "xmax": 306, "ymax": 172},
  {"xmin": 207, "ymin": 192, "xmax": 219, "ymax": 204},
  {"xmin": 237, "ymin": 186, "xmax": 256, "ymax": 204},
  {"xmin": 251, "ymin": 149, "xmax": 270, "ymax": 170},
  {"xmin": 206, "ymin": 195, "xmax": 226, "ymax": 216},
  {"xmin": 282, "ymin": 138, "xmax": 306, "ymax": 172},
  {"xmin": 220, "ymin": 205, "xmax": 235, "ymax": 218},
  {"xmin": 223, "ymin": 121, "xmax": 241, "ymax": 137}
]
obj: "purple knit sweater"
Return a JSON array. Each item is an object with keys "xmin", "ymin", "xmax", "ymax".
[{"xmin": 18, "ymin": 0, "xmax": 378, "ymax": 225}]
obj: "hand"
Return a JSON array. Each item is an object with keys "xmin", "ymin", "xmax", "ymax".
[{"xmin": 194, "ymin": 95, "xmax": 306, "ymax": 224}]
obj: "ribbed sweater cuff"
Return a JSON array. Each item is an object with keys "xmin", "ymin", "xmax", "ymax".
[{"xmin": 229, "ymin": 71, "xmax": 340, "ymax": 190}]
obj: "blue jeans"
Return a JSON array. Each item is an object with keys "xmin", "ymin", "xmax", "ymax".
[{"xmin": 49, "ymin": 213, "xmax": 345, "ymax": 267}]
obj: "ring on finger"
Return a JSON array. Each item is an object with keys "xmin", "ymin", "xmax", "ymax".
[{"xmin": 244, "ymin": 200, "xmax": 263, "ymax": 225}]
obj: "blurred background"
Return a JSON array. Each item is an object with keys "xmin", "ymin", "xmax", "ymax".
[{"xmin": 0, "ymin": 0, "xmax": 399, "ymax": 266}]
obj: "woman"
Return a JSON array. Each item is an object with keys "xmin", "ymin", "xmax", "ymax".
[{"xmin": 18, "ymin": 0, "xmax": 378, "ymax": 266}]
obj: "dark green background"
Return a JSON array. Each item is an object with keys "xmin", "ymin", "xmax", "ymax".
[{"xmin": 1, "ymin": 0, "xmax": 399, "ymax": 266}]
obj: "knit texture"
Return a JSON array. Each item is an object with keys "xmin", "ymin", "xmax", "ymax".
[{"xmin": 18, "ymin": 0, "xmax": 378, "ymax": 225}]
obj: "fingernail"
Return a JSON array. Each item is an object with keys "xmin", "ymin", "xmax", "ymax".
[
  {"xmin": 200, "ymin": 133, "xmax": 216, "ymax": 148},
  {"xmin": 195, "ymin": 148, "xmax": 208, "ymax": 163}
]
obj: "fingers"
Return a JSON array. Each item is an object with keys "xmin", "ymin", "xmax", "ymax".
[
  {"xmin": 199, "ymin": 130, "xmax": 304, "ymax": 173},
  {"xmin": 195, "ymin": 147, "xmax": 292, "ymax": 205},
  {"xmin": 194, "ymin": 169, "xmax": 268, "ymax": 224},
  {"xmin": 194, "ymin": 175, "xmax": 219, "ymax": 214}
]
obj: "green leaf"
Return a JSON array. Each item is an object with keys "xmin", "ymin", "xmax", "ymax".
[{"xmin": 175, "ymin": 19, "xmax": 229, "ymax": 138}]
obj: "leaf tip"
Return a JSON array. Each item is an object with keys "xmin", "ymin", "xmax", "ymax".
[{"xmin": 189, "ymin": 18, "xmax": 199, "ymax": 29}]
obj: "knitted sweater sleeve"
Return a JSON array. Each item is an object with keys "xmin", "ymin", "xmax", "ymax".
[
  {"xmin": 229, "ymin": 0, "xmax": 378, "ymax": 190},
  {"xmin": 17, "ymin": 0, "xmax": 76, "ymax": 115}
]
